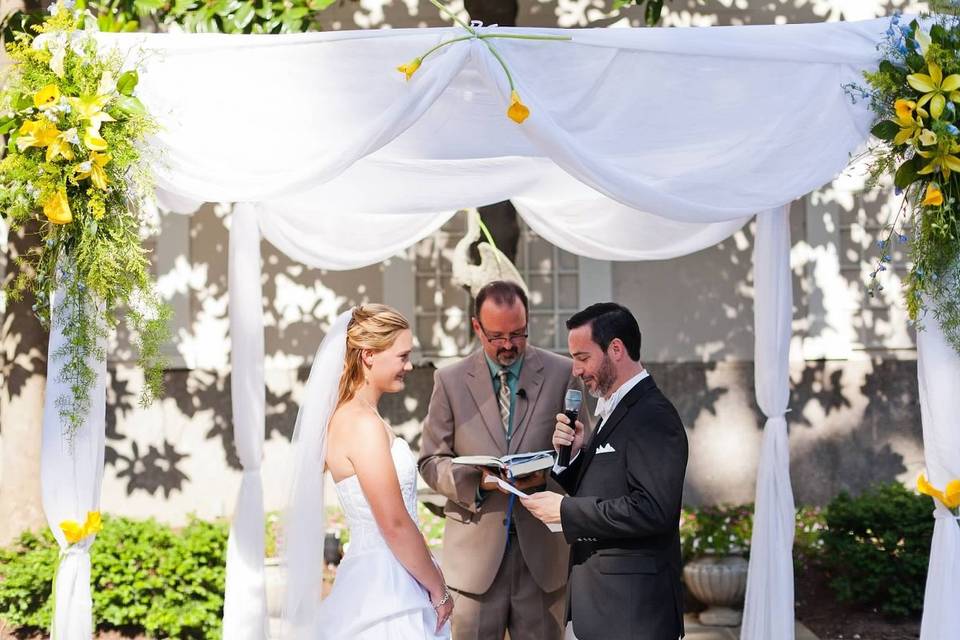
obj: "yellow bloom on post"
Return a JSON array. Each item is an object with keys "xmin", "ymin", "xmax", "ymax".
[
  {"xmin": 918, "ymin": 473, "xmax": 945, "ymax": 503},
  {"xmin": 42, "ymin": 187, "xmax": 72, "ymax": 225},
  {"xmin": 59, "ymin": 511, "xmax": 102, "ymax": 544},
  {"xmin": 397, "ymin": 58, "xmax": 422, "ymax": 81},
  {"xmin": 69, "ymin": 94, "xmax": 116, "ymax": 131},
  {"xmin": 76, "ymin": 152, "xmax": 111, "ymax": 190},
  {"xmin": 907, "ymin": 62, "xmax": 960, "ymax": 120},
  {"xmin": 917, "ymin": 140, "xmax": 960, "ymax": 179},
  {"xmin": 945, "ymin": 480, "xmax": 960, "ymax": 509},
  {"xmin": 83, "ymin": 127, "xmax": 108, "ymax": 152},
  {"xmin": 16, "ymin": 119, "xmax": 60, "ymax": 151},
  {"xmin": 507, "ymin": 90, "xmax": 530, "ymax": 124},
  {"xmin": 33, "ymin": 84, "xmax": 61, "ymax": 109},
  {"xmin": 922, "ymin": 183, "xmax": 944, "ymax": 207}
]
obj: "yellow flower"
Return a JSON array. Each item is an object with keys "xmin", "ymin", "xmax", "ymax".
[
  {"xmin": 83, "ymin": 128, "xmax": 108, "ymax": 152},
  {"xmin": 918, "ymin": 473, "xmax": 945, "ymax": 503},
  {"xmin": 907, "ymin": 62, "xmax": 960, "ymax": 120},
  {"xmin": 90, "ymin": 197, "xmax": 106, "ymax": 220},
  {"xmin": 46, "ymin": 127, "xmax": 77, "ymax": 162},
  {"xmin": 59, "ymin": 511, "xmax": 102, "ymax": 544},
  {"xmin": 16, "ymin": 119, "xmax": 60, "ymax": 151},
  {"xmin": 33, "ymin": 84, "xmax": 61, "ymax": 109},
  {"xmin": 68, "ymin": 94, "xmax": 115, "ymax": 132},
  {"xmin": 919, "ymin": 129, "xmax": 938, "ymax": 147},
  {"xmin": 922, "ymin": 183, "xmax": 944, "ymax": 207},
  {"xmin": 507, "ymin": 90, "xmax": 530, "ymax": 124},
  {"xmin": 397, "ymin": 57, "xmax": 422, "ymax": 81},
  {"xmin": 895, "ymin": 98, "xmax": 918, "ymax": 121},
  {"xmin": 76, "ymin": 152, "xmax": 111, "ymax": 190},
  {"xmin": 945, "ymin": 480, "xmax": 960, "ymax": 509},
  {"xmin": 917, "ymin": 140, "xmax": 960, "ymax": 179},
  {"xmin": 41, "ymin": 187, "xmax": 72, "ymax": 225}
]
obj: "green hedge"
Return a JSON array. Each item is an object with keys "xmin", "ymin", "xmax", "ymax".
[
  {"xmin": 822, "ymin": 481, "xmax": 933, "ymax": 618},
  {"xmin": 0, "ymin": 515, "xmax": 227, "ymax": 639}
]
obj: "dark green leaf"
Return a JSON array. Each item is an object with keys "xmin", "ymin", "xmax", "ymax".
[
  {"xmin": 116, "ymin": 70, "xmax": 139, "ymax": 96},
  {"xmin": 871, "ymin": 119, "xmax": 900, "ymax": 142},
  {"xmin": 895, "ymin": 158, "xmax": 921, "ymax": 189},
  {"xmin": 644, "ymin": 0, "xmax": 663, "ymax": 26},
  {"xmin": 906, "ymin": 51, "xmax": 926, "ymax": 73},
  {"xmin": 931, "ymin": 23, "xmax": 948, "ymax": 46}
]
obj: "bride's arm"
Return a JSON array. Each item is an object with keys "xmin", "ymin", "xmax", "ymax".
[{"xmin": 350, "ymin": 416, "xmax": 447, "ymax": 602}]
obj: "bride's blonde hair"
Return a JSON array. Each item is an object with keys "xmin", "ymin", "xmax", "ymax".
[{"xmin": 336, "ymin": 304, "xmax": 410, "ymax": 408}]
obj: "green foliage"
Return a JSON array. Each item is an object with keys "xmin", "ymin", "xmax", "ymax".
[
  {"xmin": 0, "ymin": 516, "xmax": 228, "ymax": 638},
  {"xmin": 612, "ymin": 0, "xmax": 668, "ymax": 26},
  {"xmin": 853, "ymin": 12, "xmax": 960, "ymax": 353},
  {"xmin": 822, "ymin": 482, "xmax": 933, "ymax": 618},
  {"xmin": 0, "ymin": 8, "xmax": 170, "ymax": 437},
  {"xmin": 679, "ymin": 504, "xmax": 753, "ymax": 559}
]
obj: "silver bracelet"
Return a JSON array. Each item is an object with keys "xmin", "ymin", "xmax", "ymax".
[{"xmin": 432, "ymin": 588, "xmax": 451, "ymax": 610}]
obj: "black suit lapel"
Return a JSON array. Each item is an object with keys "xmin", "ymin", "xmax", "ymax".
[{"xmin": 573, "ymin": 375, "xmax": 657, "ymax": 494}]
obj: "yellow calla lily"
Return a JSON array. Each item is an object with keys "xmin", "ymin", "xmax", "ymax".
[
  {"xmin": 46, "ymin": 128, "xmax": 77, "ymax": 162},
  {"xmin": 68, "ymin": 94, "xmax": 115, "ymax": 131},
  {"xmin": 507, "ymin": 90, "xmax": 530, "ymax": 124},
  {"xmin": 16, "ymin": 119, "xmax": 60, "ymax": 151},
  {"xmin": 945, "ymin": 480, "xmax": 960, "ymax": 509},
  {"xmin": 922, "ymin": 183, "xmax": 944, "ymax": 207},
  {"xmin": 41, "ymin": 187, "xmax": 72, "ymax": 225},
  {"xmin": 918, "ymin": 473, "xmax": 945, "ymax": 503},
  {"xmin": 59, "ymin": 510, "xmax": 102, "ymax": 544},
  {"xmin": 83, "ymin": 128, "xmax": 108, "ymax": 152},
  {"xmin": 397, "ymin": 58, "xmax": 422, "ymax": 81},
  {"xmin": 33, "ymin": 84, "xmax": 61, "ymax": 109},
  {"xmin": 917, "ymin": 140, "xmax": 960, "ymax": 178},
  {"xmin": 76, "ymin": 152, "xmax": 111, "ymax": 190},
  {"xmin": 907, "ymin": 62, "xmax": 960, "ymax": 120}
]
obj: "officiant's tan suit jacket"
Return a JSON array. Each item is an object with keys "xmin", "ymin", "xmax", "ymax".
[{"xmin": 419, "ymin": 346, "xmax": 582, "ymax": 595}]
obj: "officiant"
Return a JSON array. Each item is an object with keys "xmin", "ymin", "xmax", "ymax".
[{"xmin": 419, "ymin": 280, "xmax": 586, "ymax": 640}]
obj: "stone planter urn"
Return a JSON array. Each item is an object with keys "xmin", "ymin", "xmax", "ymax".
[{"xmin": 682, "ymin": 554, "xmax": 749, "ymax": 626}]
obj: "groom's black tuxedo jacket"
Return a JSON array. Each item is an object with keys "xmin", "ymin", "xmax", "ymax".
[{"xmin": 553, "ymin": 375, "xmax": 688, "ymax": 640}]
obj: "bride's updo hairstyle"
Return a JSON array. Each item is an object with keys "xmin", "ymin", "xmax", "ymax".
[{"xmin": 336, "ymin": 304, "xmax": 410, "ymax": 408}]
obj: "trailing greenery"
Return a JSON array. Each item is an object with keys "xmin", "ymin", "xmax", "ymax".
[
  {"xmin": 851, "ymin": 6, "xmax": 960, "ymax": 353},
  {"xmin": 822, "ymin": 482, "xmax": 933, "ymax": 618},
  {"xmin": 0, "ymin": 516, "xmax": 228, "ymax": 638},
  {"xmin": 0, "ymin": 6, "xmax": 170, "ymax": 438}
]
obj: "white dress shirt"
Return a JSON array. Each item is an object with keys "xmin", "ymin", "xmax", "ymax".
[{"xmin": 554, "ymin": 368, "xmax": 649, "ymax": 474}]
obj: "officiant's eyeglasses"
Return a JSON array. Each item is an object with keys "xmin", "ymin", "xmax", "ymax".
[{"xmin": 477, "ymin": 322, "xmax": 529, "ymax": 346}]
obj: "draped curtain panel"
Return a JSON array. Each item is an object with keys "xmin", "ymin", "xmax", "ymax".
[{"xmin": 35, "ymin": 18, "xmax": 914, "ymax": 640}]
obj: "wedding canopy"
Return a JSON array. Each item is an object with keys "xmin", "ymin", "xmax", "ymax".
[{"xmin": 37, "ymin": 16, "xmax": 960, "ymax": 640}]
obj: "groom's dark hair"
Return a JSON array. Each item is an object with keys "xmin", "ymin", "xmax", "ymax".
[
  {"xmin": 566, "ymin": 303, "xmax": 641, "ymax": 361},
  {"xmin": 474, "ymin": 280, "xmax": 529, "ymax": 318}
]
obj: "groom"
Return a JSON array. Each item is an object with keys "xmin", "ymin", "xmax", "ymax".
[
  {"xmin": 522, "ymin": 302, "xmax": 688, "ymax": 640},
  {"xmin": 419, "ymin": 280, "xmax": 582, "ymax": 640}
]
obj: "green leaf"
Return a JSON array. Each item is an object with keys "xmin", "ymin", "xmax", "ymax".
[
  {"xmin": 930, "ymin": 23, "xmax": 948, "ymax": 46},
  {"xmin": 644, "ymin": 0, "xmax": 663, "ymax": 26},
  {"xmin": 116, "ymin": 70, "xmax": 139, "ymax": 96},
  {"xmin": 134, "ymin": 0, "xmax": 168, "ymax": 12},
  {"xmin": 115, "ymin": 95, "xmax": 146, "ymax": 115},
  {"xmin": 0, "ymin": 114, "xmax": 17, "ymax": 135},
  {"xmin": 871, "ymin": 119, "xmax": 899, "ymax": 142},
  {"xmin": 894, "ymin": 159, "xmax": 921, "ymax": 189},
  {"xmin": 906, "ymin": 51, "xmax": 926, "ymax": 73},
  {"xmin": 231, "ymin": 2, "xmax": 254, "ymax": 29}
]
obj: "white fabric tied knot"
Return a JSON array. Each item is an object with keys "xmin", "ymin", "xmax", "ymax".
[
  {"xmin": 933, "ymin": 510, "xmax": 960, "ymax": 520},
  {"xmin": 60, "ymin": 545, "xmax": 90, "ymax": 557}
]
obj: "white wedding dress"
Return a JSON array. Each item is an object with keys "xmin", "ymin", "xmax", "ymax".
[{"xmin": 314, "ymin": 436, "xmax": 450, "ymax": 639}]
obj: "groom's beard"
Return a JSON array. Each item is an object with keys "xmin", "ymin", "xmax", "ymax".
[{"xmin": 587, "ymin": 354, "xmax": 617, "ymax": 399}]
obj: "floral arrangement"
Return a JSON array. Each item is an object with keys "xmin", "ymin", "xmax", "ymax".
[
  {"xmin": 679, "ymin": 504, "xmax": 753, "ymax": 559},
  {"xmin": 0, "ymin": 4, "xmax": 169, "ymax": 439},
  {"xmin": 852, "ymin": 8, "xmax": 960, "ymax": 353}
]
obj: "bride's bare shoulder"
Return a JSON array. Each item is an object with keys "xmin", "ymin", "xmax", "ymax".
[{"xmin": 328, "ymin": 402, "xmax": 389, "ymax": 448}]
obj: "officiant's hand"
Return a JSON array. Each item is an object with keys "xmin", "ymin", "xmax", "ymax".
[
  {"xmin": 520, "ymin": 491, "xmax": 563, "ymax": 524},
  {"xmin": 479, "ymin": 468, "xmax": 509, "ymax": 492},
  {"xmin": 511, "ymin": 469, "xmax": 548, "ymax": 492},
  {"xmin": 553, "ymin": 413, "xmax": 584, "ymax": 458}
]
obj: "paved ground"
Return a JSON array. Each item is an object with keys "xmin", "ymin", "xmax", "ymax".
[{"xmin": 270, "ymin": 615, "xmax": 820, "ymax": 639}]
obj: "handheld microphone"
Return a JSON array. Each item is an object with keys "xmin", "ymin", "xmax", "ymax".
[{"xmin": 557, "ymin": 389, "xmax": 582, "ymax": 467}]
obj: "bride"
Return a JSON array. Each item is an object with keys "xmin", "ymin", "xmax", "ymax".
[{"xmin": 282, "ymin": 304, "xmax": 453, "ymax": 639}]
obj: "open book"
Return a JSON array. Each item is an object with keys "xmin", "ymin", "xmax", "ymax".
[{"xmin": 453, "ymin": 450, "xmax": 555, "ymax": 478}]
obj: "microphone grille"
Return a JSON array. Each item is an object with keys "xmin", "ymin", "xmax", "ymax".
[{"xmin": 564, "ymin": 389, "xmax": 582, "ymax": 411}]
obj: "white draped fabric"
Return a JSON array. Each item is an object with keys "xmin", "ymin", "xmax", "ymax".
[
  {"xmin": 37, "ymin": 16, "xmax": 909, "ymax": 640},
  {"xmin": 742, "ymin": 205, "xmax": 796, "ymax": 640},
  {"xmin": 40, "ymin": 290, "xmax": 107, "ymax": 640},
  {"xmin": 917, "ymin": 314, "xmax": 960, "ymax": 640}
]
